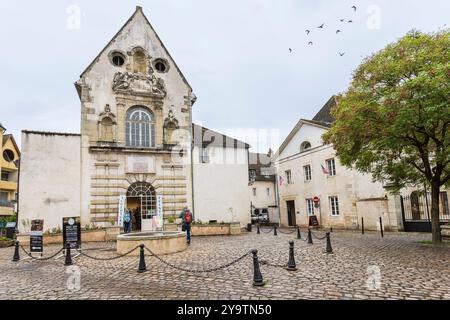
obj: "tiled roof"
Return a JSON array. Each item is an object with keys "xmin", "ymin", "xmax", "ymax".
[
  {"xmin": 249, "ymin": 152, "xmax": 276, "ymax": 182},
  {"xmin": 192, "ymin": 124, "xmax": 250, "ymax": 149},
  {"xmin": 312, "ymin": 95, "xmax": 338, "ymax": 125}
]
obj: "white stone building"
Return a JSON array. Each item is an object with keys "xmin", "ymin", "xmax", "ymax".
[
  {"xmin": 248, "ymin": 151, "xmax": 279, "ymax": 223},
  {"xmin": 275, "ymin": 97, "xmax": 402, "ymax": 231},
  {"xmin": 192, "ymin": 124, "xmax": 251, "ymax": 225},
  {"xmin": 18, "ymin": 7, "xmax": 251, "ymax": 233}
]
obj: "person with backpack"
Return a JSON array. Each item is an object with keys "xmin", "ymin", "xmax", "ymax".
[{"xmin": 179, "ymin": 207, "xmax": 193, "ymax": 245}]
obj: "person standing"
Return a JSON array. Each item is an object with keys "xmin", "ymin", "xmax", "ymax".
[
  {"xmin": 123, "ymin": 210, "xmax": 131, "ymax": 234},
  {"xmin": 179, "ymin": 207, "xmax": 193, "ymax": 245}
]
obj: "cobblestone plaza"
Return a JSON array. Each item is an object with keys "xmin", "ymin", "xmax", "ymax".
[{"xmin": 0, "ymin": 230, "xmax": 449, "ymax": 300}]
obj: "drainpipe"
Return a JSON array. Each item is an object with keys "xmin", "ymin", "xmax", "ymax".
[
  {"xmin": 15, "ymin": 158, "xmax": 21, "ymax": 233},
  {"xmin": 189, "ymin": 95, "xmax": 196, "ymax": 221},
  {"xmin": 275, "ymin": 173, "xmax": 281, "ymax": 225}
]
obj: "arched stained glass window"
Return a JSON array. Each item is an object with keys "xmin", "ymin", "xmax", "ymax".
[{"xmin": 125, "ymin": 107, "xmax": 155, "ymax": 148}]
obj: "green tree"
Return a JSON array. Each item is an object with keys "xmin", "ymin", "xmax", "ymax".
[{"xmin": 323, "ymin": 30, "xmax": 450, "ymax": 243}]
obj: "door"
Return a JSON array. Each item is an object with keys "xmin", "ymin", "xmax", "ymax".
[
  {"xmin": 287, "ymin": 201, "xmax": 296, "ymax": 226},
  {"xmin": 127, "ymin": 182, "xmax": 156, "ymax": 232}
]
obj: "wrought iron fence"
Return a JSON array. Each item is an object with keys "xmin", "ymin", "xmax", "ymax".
[{"xmin": 401, "ymin": 191, "xmax": 450, "ymax": 222}]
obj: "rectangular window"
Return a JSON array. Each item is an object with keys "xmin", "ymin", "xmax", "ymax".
[
  {"xmin": 285, "ymin": 170, "xmax": 292, "ymax": 184},
  {"xmin": 326, "ymin": 158, "xmax": 336, "ymax": 177},
  {"xmin": 253, "ymin": 188, "xmax": 257, "ymax": 196},
  {"xmin": 1, "ymin": 172, "xmax": 9, "ymax": 181},
  {"xmin": 249, "ymin": 169, "xmax": 257, "ymax": 180},
  {"xmin": 260, "ymin": 167, "xmax": 273, "ymax": 176},
  {"xmin": 440, "ymin": 192, "xmax": 449, "ymax": 216},
  {"xmin": 306, "ymin": 199, "xmax": 314, "ymax": 216},
  {"xmin": 303, "ymin": 165, "xmax": 312, "ymax": 182},
  {"xmin": 0, "ymin": 192, "xmax": 8, "ymax": 206},
  {"xmin": 266, "ymin": 188, "xmax": 270, "ymax": 196},
  {"xmin": 201, "ymin": 148, "xmax": 210, "ymax": 164},
  {"xmin": 329, "ymin": 196, "xmax": 340, "ymax": 216}
]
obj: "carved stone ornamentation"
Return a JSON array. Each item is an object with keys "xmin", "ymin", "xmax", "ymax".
[
  {"xmin": 99, "ymin": 104, "xmax": 117, "ymax": 124},
  {"xmin": 112, "ymin": 72, "xmax": 167, "ymax": 98}
]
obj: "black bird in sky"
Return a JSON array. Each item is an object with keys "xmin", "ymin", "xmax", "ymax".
[
  {"xmin": 308, "ymin": 41, "xmax": 313, "ymax": 46},
  {"xmin": 348, "ymin": 20, "xmax": 353, "ymax": 23},
  {"xmin": 289, "ymin": 48, "xmax": 293, "ymax": 53},
  {"xmin": 318, "ymin": 23, "xmax": 325, "ymax": 29},
  {"xmin": 336, "ymin": 30, "xmax": 342, "ymax": 34},
  {"xmin": 306, "ymin": 29, "xmax": 310, "ymax": 35},
  {"xmin": 339, "ymin": 52, "xmax": 346, "ymax": 56},
  {"xmin": 340, "ymin": 19, "xmax": 345, "ymax": 22},
  {"xmin": 352, "ymin": 5, "xmax": 357, "ymax": 11}
]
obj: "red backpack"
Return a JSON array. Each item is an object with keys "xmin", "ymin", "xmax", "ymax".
[{"xmin": 184, "ymin": 211, "xmax": 193, "ymax": 224}]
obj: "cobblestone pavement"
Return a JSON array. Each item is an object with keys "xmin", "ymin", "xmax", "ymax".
[{"xmin": 0, "ymin": 229, "xmax": 449, "ymax": 300}]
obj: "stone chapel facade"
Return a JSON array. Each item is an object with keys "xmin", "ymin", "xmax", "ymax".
[{"xmin": 75, "ymin": 6, "xmax": 196, "ymax": 229}]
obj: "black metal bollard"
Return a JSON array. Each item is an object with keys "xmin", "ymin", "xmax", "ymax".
[
  {"xmin": 297, "ymin": 226, "xmax": 301, "ymax": 240},
  {"xmin": 287, "ymin": 241, "xmax": 297, "ymax": 271},
  {"xmin": 257, "ymin": 224, "xmax": 260, "ymax": 235},
  {"xmin": 361, "ymin": 217, "xmax": 365, "ymax": 235},
  {"xmin": 252, "ymin": 250, "xmax": 265, "ymax": 287},
  {"xmin": 138, "ymin": 244, "xmax": 147, "ymax": 273},
  {"xmin": 307, "ymin": 228, "xmax": 313, "ymax": 244},
  {"xmin": 12, "ymin": 241, "xmax": 20, "ymax": 262},
  {"xmin": 379, "ymin": 217, "xmax": 384, "ymax": 238},
  {"xmin": 330, "ymin": 227, "xmax": 333, "ymax": 233},
  {"xmin": 274, "ymin": 225, "xmax": 278, "ymax": 236},
  {"xmin": 325, "ymin": 233, "xmax": 333, "ymax": 254},
  {"xmin": 64, "ymin": 244, "xmax": 73, "ymax": 266}
]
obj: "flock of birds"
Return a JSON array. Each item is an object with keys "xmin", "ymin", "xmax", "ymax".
[{"xmin": 289, "ymin": 5, "xmax": 358, "ymax": 57}]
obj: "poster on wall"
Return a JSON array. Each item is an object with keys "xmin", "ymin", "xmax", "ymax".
[
  {"xmin": 118, "ymin": 195, "xmax": 126, "ymax": 227},
  {"xmin": 63, "ymin": 217, "xmax": 81, "ymax": 249},
  {"xmin": 30, "ymin": 219, "xmax": 44, "ymax": 253}
]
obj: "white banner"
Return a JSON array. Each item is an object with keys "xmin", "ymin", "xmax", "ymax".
[
  {"xmin": 118, "ymin": 195, "xmax": 126, "ymax": 227},
  {"xmin": 155, "ymin": 195, "xmax": 164, "ymax": 229}
]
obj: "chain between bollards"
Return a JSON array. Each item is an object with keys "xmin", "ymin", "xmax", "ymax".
[
  {"xmin": 252, "ymin": 250, "xmax": 265, "ymax": 287},
  {"xmin": 138, "ymin": 244, "xmax": 147, "ymax": 273},
  {"xmin": 12, "ymin": 241, "xmax": 20, "ymax": 262},
  {"xmin": 286, "ymin": 241, "xmax": 297, "ymax": 271},
  {"xmin": 64, "ymin": 244, "xmax": 73, "ymax": 266}
]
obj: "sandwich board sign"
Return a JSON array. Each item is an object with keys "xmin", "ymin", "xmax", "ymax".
[
  {"xmin": 63, "ymin": 217, "xmax": 81, "ymax": 249},
  {"xmin": 30, "ymin": 219, "xmax": 44, "ymax": 253}
]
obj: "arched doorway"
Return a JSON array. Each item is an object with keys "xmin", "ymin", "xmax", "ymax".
[{"xmin": 127, "ymin": 182, "xmax": 156, "ymax": 231}]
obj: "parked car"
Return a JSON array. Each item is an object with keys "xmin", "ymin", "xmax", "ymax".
[{"xmin": 251, "ymin": 208, "xmax": 269, "ymax": 224}]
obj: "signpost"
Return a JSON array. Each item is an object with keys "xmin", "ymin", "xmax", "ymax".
[
  {"xmin": 30, "ymin": 219, "xmax": 44, "ymax": 254},
  {"xmin": 63, "ymin": 217, "xmax": 81, "ymax": 250},
  {"xmin": 313, "ymin": 197, "xmax": 320, "ymax": 208},
  {"xmin": 310, "ymin": 197, "xmax": 321, "ymax": 228}
]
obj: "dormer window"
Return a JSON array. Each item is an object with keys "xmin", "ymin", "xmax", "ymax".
[{"xmin": 300, "ymin": 141, "xmax": 312, "ymax": 152}]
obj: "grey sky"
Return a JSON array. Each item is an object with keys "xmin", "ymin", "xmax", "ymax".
[{"xmin": 1, "ymin": 0, "xmax": 448, "ymax": 152}]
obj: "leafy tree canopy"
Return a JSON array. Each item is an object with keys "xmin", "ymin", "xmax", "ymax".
[{"xmin": 324, "ymin": 30, "xmax": 450, "ymax": 192}]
